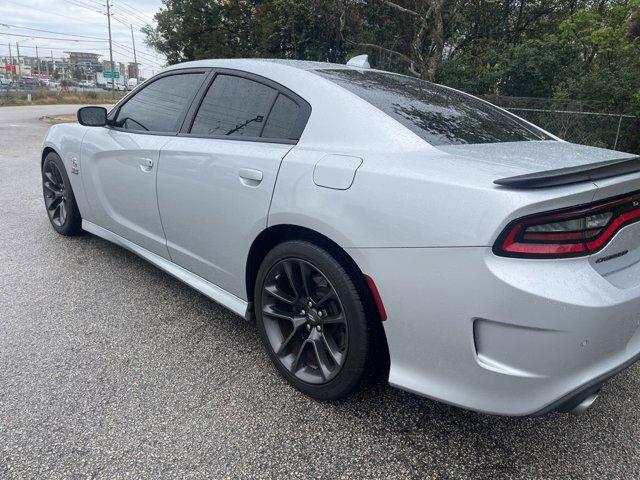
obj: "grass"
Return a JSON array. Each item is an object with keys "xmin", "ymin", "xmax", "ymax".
[{"xmin": 0, "ymin": 89, "xmax": 125, "ymax": 107}]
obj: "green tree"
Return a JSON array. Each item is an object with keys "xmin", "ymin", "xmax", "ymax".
[{"xmin": 144, "ymin": 0, "xmax": 640, "ymax": 111}]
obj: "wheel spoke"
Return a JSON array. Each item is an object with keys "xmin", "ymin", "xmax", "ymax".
[
  {"xmin": 276, "ymin": 319, "xmax": 306, "ymax": 356},
  {"xmin": 322, "ymin": 333, "xmax": 344, "ymax": 367},
  {"xmin": 315, "ymin": 290, "xmax": 336, "ymax": 309},
  {"xmin": 43, "ymin": 181, "xmax": 59, "ymax": 195},
  {"xmin": 291, "ymin": 339, "xmax": 310, "ymax": 373},
  {"xmin": 44, "ymin": 171, "xmax": 59, "ymax": 187},
  {"xmin": 320, "ymin": 313, "xmax": 345, "ymax": 325},
  {"xmin": 48, "ymin": 197, "xmax": 62, "ymax": 212},
  {"xmin": 53, "ymin": 203, "xmax": 62, "ymax": 224},
  {"xmin": 59, "ymin": 202, "xmax": 66, "ymax": 223},
  {"xmin": 262, "ymin": 304, "xmax": 294, "ymax": 322},
  {"xmin": 282, "ymin": 261, "xmax": 302, "ymax": 300},
  {"xmin": 264, "ymin": 284, "xmax": 295, "ymax": 305},
  {"xmin": 310, "ymin": 337, "xmax": 333, "ymax": 380},
  {"xmin": 51, "ymin": 165, "xmax": 64, "ymax": 185},
  {"xmin": 299, "ymin": 261, "xmax": 314, "ymax": 299}
]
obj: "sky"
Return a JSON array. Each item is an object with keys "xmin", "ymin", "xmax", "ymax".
[{"xmin": 0, "ymin": 0, "xmax": 166, "ymax": 77}]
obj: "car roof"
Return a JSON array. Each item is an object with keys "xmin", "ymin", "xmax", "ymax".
[{"xmin": 163, "ymin": 58, "xmax": 355, "ymax": 72}]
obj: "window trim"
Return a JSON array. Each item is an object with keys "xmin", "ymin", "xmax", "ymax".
[
  {"xmin": 178, "ymin": 68, "xmax": 312, "ymax": 145},
  {"xmin": 106, "ymin": 67, "xmax": 211, "ymax": 136}
]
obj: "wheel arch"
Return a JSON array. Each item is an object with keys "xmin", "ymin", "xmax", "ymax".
[
  {"xmin": 246, "ymin": 224, "xmax": 388, "ymax": 328},
  {"xmin": 246, "ymin": 224, "xmax": 390, "ymax": 378},
  {"xmin": 41, "ymin": 146, "xmax": 58, "ymax": 170}
]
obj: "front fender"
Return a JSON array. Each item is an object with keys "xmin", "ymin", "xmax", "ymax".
[{"xmin": 42, "ymin": 123, "xmax": 91, "ymax": 221}]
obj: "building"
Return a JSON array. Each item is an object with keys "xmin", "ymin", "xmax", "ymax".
[
  {"xmin": 0, "ymin": 57, "xmax": 31, "ymax": 76},
  {"xmin": 127, "ymin": 62, "xmax": 140, "ymax": 79},
  {"xmin": 67, "ymin": 51, "xmax": 101, "ymax": 80},
  {"xmin": 18, "ymin": 56, "xmax": 50, "ymax": 75}
]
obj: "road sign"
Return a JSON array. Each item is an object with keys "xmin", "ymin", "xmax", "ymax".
[{"xmin": 103, "ymin": 71, "xmax": 120, "ymax": 79}]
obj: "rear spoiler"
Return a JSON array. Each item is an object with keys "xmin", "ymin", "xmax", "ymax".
[{"xmin": 494, "ymin": 157, "xmax": 640, "ymax": 189}]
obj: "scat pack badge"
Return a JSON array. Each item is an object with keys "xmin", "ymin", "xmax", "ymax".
[{"xmin": 70, "ymin": 156, "xmax": 79, "ymax": 174}]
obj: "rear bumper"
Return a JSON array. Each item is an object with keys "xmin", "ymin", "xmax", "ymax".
[
  {"xmin": 535, "ymin": 349, "xmax": 640, "ymax": 415},
  {"xmin": 348, "ymin": 245, "xmax": 640, "ymax": 416}
]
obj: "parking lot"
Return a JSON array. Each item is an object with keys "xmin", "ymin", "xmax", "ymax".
[{"xmin": 2, "ymin": 104, "xmax": 640, "ymax": 479}]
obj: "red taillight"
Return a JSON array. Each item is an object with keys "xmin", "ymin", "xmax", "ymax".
[{"xmin": 494, "ymin": 191, "xmax": 640, "ymax": 258}]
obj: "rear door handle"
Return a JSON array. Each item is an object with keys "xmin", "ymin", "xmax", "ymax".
[
  {"xmin": 140, "ymin": 157, "xmax": 154, "ymax": 172},
  {"xmin": 239, "ymin": 168, "xmax": 263, "ymax": 186}
]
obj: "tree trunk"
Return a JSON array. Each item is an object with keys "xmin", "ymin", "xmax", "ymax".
[{"xmin": 421, "ymin": 0, "xmax": 444, "ymax": 81}]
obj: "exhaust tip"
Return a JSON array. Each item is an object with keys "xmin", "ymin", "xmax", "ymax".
[
  {"xmin": 554, "ymin": 387, "xmax": 602, "ymax": 415},
  {"xmin": 570, "ymin": 391, "xmax": 600, "ymax": 415}
]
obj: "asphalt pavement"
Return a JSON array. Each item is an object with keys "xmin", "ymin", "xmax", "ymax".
[{"xmin": 2, "ymin": 104, "xmax": 640, "ymax": 479}]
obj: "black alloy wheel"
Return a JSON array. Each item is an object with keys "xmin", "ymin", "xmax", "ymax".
[
  {"xmin": 261, "ymin": 258, "xmax": 348, "ymax": 384},
  {"xmin": 43, "ymin": 160, "xmax": 69, "ymax": 228},
  {"xmin": 255, "ymin": 240, "xmax": 378, "ymax": 400},
  {"xmin": 42, "ymin": 152, "xmax": 82, "ymax": 236}
]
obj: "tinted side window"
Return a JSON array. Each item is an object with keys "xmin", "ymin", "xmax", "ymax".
[
  {"xmin": 114, "ymin": 73, "xmax": 203, "ymax": 133},
  {"xmin": 262, "ymin": 94, "xmax": 300, "ymax": 139},
  {"xmin": 191, "ymin": 74, "xmax": 276, "ymax": 137},
  {"xmin": 314, "ymin": 69, "xmax": 550, "ymax": 146}
]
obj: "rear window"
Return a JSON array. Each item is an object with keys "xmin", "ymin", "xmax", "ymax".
[
  {"xmin": 191, "ymin": 74, "xmax": 276, "ymax": 137},
  {"xmin": 314, "ymin": 69, "xmax": 550, "ymax": 146}
]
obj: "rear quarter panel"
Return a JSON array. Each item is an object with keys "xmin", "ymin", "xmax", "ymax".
[{"xmin": 269, "ymin": 145, "xmax": 601, "ymax": 249}]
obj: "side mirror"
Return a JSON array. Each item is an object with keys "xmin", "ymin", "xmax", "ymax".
[{"xmin": 77, "ymin": 106, "xmax": 108, "ymax": 127}]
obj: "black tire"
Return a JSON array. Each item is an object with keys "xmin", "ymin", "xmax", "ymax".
[
  {"xmin": 42, "ymin": 151, "xmax": 82, "ymax": 236},
  {"xmin": 255, "ymin": 240, "xmax": 376, "ymax": 400}
]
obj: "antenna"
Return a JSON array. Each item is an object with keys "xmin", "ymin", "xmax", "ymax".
[{"xmin": 346, "ymin": 54, "xmax": 370, "ymax": 69}]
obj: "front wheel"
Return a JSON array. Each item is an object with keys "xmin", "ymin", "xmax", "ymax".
[
  {"xmin": 42, "ymin": 152, "xmax": 82, "ymax": 236},
  {"xmin": 255, "ymin": 240, "xmax": 376, "ymax": 400}
]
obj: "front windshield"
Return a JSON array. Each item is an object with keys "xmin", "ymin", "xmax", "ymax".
[{"xmin": 314, "ymin": 69, "xmax": 551, "ymax": 146}]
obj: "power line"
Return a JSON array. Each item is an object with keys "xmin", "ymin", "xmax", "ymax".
[
  {"xmin": 3, "ymin": 0, "xmax": 98, "ymax": 24},
  {"xmin": 0, "ymin": 23, "xmax": 108, "ymax": 40},
  {"xmin": 114, "ymin": 1, "xmax": 155, "ymax": 22},
  {"xmin": 112, "ymin": 41, "xmax": 163, "ymax": 65},
  {"xmin": 59, "ymin": 0, "xmax": 104, "ymax": 15},
  {"xmin": 0, "ymin": 32, "xmax": 107, "ymax": 42},
  {"xmin": 111, "ymin": 14, "xmax": 146, "ymax": 31},
  {"xmin": 112, "ymin": 3, "xmax": 152, "ymax": 25}
]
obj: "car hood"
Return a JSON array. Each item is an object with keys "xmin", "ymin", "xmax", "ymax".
[{"xmin": 436, "ymin": 140, "xmax": 638, "ymax": 179}]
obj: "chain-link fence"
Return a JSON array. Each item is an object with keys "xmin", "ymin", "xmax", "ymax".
[{"xmin": 482, "ymin": 95, "xmax": 640, "ymax": 154}]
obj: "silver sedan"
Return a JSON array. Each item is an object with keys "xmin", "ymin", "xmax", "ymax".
[{"xmin": 41, "ymin": 57, "xmax": 640, "ymax": 416}]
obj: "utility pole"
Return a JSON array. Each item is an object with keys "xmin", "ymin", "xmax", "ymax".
[
  {"xmin": 8, "ymin": 43, "xmax": 13, "ymax": 80},
  {"xmin": 130, "ymin": 24, "xmax": 138, "ymax": 79},
  {"xmin": 35, "ymin": 45, "xmax": 40, "ymax": 77},
  {"xmin": 51, "ymin": 50, "xmax": 55, "ymax": 79},
  {"xmin": 15, "ymin": 42, "xmax": 21, "ymax": 85},
  {"xmin": 106, "ymin": 0, "xmax": 115, "ymax": 96}
]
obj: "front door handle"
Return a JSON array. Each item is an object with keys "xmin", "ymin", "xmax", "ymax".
[
  {"xmin": 140, "ymin": 157, "xmax": 154, "ymax": 172},
  {"xmin": 239, "ymin": 168, "xmax": 263, "ymax": 187}
]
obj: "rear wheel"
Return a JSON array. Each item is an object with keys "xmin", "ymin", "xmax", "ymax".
[
  {"xmin": 42, "ymin": 152, "xmax": 82, "ymax": 236},
  {"xmin": 255, "ymin": 240, "xmax": 375, "ymax": 400}
]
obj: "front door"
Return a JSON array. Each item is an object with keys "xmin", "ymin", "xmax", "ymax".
[{"xmin": 81, "ymin": 128, "xmax": 172, "ymax": 256}]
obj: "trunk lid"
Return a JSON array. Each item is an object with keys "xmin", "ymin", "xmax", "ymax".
[{"xmin": 437, "ymin": 140, "xmax": 639, "ymax": 187}]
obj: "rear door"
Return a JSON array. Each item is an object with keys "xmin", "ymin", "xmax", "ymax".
[
  {"xmin": 157, "ymin": 70, "xmax": 310, "ymax": 297},
  {"xmin": 81, "ymin": 69, "xmax": 207, "ymax": 257}
]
